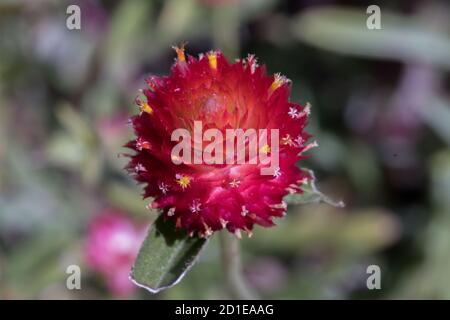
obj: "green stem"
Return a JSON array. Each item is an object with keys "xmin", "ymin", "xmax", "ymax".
[{"xmin": 219, "ymin": 231, "xmax": 257, "ymax": 299}]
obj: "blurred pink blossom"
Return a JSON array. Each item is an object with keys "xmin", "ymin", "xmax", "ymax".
[
  {"xmin": 84, "ymin": 211, "xmax": 147, "ymax": 297},
  {"xmin": 97, "ymin": 113, "xmax": 129, "ymax": 150}
]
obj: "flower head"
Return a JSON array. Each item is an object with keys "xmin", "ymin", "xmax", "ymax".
[
  {"xmin": 126, "ymin": 47, "xmax": 313, "ymax": 238},
  {"xmin": 84, "ymin": 211, "xmax": 146, "ymax": 297}
]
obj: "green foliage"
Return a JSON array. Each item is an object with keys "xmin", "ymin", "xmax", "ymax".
[
  {"xmin": 292, "ymin": 6, "xmax": 450, "ymax": 69},
  {"xmin": 131, "ymin": 215, "xmax": 209, "ymax": 293}
]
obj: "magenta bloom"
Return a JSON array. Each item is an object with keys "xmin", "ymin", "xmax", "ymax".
[
  {"xmin": 84, "ymin": 211, "xmax": 146, "ymax": 297},
  {"xmin": 127, "ymin": 47, "xmax": 313, "ymax": 238}
]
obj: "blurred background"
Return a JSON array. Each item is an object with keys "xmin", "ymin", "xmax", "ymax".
[{"xmin": 0, "ymin": 0, "xmax": 450, "ymax": 299}]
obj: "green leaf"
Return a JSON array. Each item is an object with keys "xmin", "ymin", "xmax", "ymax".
[
  {"xmin": 131, "ymin": 214, "xmax": 209, "ymax": 293},
  {"xmin": 291, "ymin": 6, "xmax": 450, "ymax": 70},
  {"xmin": 284, "ymin": 169, "xmax": 344, "ymax": 207}
]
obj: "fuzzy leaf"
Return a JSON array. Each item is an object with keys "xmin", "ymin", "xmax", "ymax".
[
  {"xmin": 284, "ymin": 169, "xmax": 345, "ymax": 207},
  {"xmin": 130, "ymin": 214, "xmax": 209, "ymax": 293}
]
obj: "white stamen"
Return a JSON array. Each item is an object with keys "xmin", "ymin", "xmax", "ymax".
[
  {"xmin": 158, "ymin": 182, "xmax": 169, "ymax": 194},
  {"xmin": 134, "ymin": 163, "xmax": 147, "ymax": 173},
  {"xmin": 294, "ymin": 135, "xmax": 304, "ymax": 147},
  {"xmin": 288, "ymin": 107, "xmax": 300, "ymax": 119},
  {"xmin": 145, "ymin": 203, "xmax": 153, "ymax": 210},
  {"xmin": 220, "ymin": 218, "xmax": 228, "ymax": 228},
  {"xmin": 304, "ymin": 102, "xmax": 311, "ymax": 115},
  {"xmin": 167, "ymin": 207, "xmax": 176, "ymax": 217},
  {"xmin": 273, "ymin": 167, "xmax": 282, "ymax": 178},
  {"xmin": 190, "ymin": 200, "xmax": 202, "ymax": 213},
  {"xmin": 229, "ymin": 179, "xmax": 241, "ymax": 188},
  {"xmin": 136, "ymin": 138, "xmax": 149, "ymax": 151},
  {"xmin": 204, "ymin": 226, "xmax": 213, "ymax": 237},
  {"xmin": 299, "ymin": 177, "xmax": 309, "ymax": 185},
  {"xmin": 241, "ymin": 205, "xmax": 249, "ymax": 217},
  {"xmin": 247, "ymin": 54, "xmax": 258, "ymax": 74}
]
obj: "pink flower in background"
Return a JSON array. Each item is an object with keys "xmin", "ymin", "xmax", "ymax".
[
  {"xmin": 97, "ymin": 113, "xmax": 130, "ymax": 151},
  {"xmin": 84, "ymin": 211, "xmax": 146, "ymax": 297}
]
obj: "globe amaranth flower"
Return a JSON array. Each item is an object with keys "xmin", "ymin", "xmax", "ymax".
[
  {"xmin": 126, "ymin": 46, "xmax": 315, "ymax": 238},
  {"xmin": 84, "ymin": 211, "xmax": 146, "ymax": 297}
]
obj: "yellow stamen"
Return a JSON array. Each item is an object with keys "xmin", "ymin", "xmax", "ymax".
[
  {"xmin": 207, "ymin": 51, "xmax": 217, "ymax": 70},
  {"xmin": 140, "ymin": 102, "xmax": 153, "ymax": 115},
  {"xmin": 260, "ymin": 144, "xmax": 271, "ymax": 154},
  {"xmin": 269, "ymin": 73, "xmax": 287, "ymax": 95},
  {"xmin": 176, "ymin": 175, "xmax": 191, "ymax": 189},
  {"xmin": 172, "ymin": 44, "xmax": 186, "ymax": 62}
]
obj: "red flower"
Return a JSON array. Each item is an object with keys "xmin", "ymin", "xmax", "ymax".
[{"xmin": 126, "ymin": 46, "xmax": 314, "ymax": 238}]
